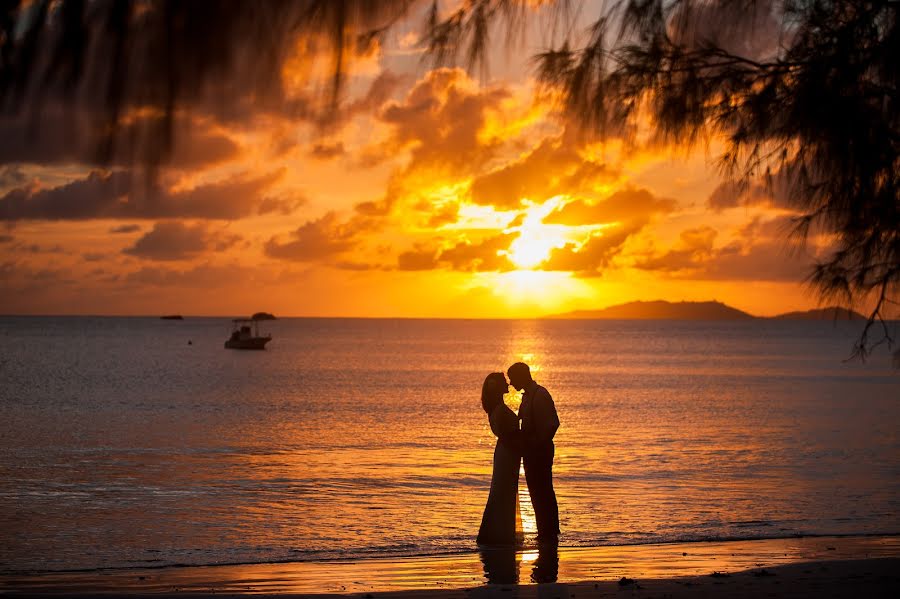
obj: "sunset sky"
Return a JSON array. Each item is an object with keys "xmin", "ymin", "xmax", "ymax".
[{"xmin": 0, "ymin": 6, "xmax": 834, "ymax": 318}]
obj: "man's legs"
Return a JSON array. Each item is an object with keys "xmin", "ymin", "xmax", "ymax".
[{"xmin": 523, "ymin": 443, "xmax": 559, "ymax": 542}]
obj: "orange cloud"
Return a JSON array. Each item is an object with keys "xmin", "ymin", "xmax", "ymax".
[
  {"xmin": 123, "ymin": 222, "xmax": 243, "ymax": 262},
  {"xmin": 538, "ymin": 226, "xmax": 638, "ymax": 276},
  {"xmin": 707, "ymin": 171, "xmax": 794, "ymax": 212},
  {"xmin": 635, "ymin": 218, "xmax": 817, "ymax": 281},
  {"xmin": 397, "ymin": 232, "xmax": 517, "ymax": 273},
  {"xmin": 376, "ymin": 68, "xmax": 511, "ymax": 173},
  {"xmin": 264, "ymin": 212, "xmax": 365, "ymax": 263},
  {"xmin": 543, "ymin": 187, "xmax": 676, "ymax": 226},
  {"xmin": 0, "ymin": 169, "xmax": 285, "ymax": 221},
  {"xmin": 0, "ymin": 109, "xmax": 240, "ymax": 169},
  {"xmin": 469, "ymin": 134, "xmax": 616, "ymax": 209}
]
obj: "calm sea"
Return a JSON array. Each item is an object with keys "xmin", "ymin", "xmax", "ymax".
[{"xmin": 1, "ymin": 316, "xmax": 898, "ymax": 573}]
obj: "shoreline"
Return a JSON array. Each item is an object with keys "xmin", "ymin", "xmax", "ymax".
[
  {"xmin": 5, "ymin": 532, "xmax": 900, "ymax": 575},
  {"xmin": 3, "ymin": 535, "xmax": 899, "ymax": 596}
]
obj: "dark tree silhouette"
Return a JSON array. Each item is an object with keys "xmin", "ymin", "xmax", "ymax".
[
  {"xmin": 2, "ymin": 0, "xmax": 897, "ymax": 359},
  {"xmin": 429, "ymin": 0, "xmax": 899, "ymax": 360},
  {"xmin": 0, "ymin": 0, "xmax": 413, "ymax": 168}
]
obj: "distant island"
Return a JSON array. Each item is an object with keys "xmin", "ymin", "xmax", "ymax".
[
  {"xmin": 770, "ymin": 307, "xmax": 866, "ymax": 321},
  {"xmin": 549, "ymin": 300, "xmax": 867, "ymax": 321},
  {"xmin": 251, "ymin": 312, "xmax": 277, "ymax": 320},
  {"xmin": 159, "ymin": 315, "xmax": 184, "ymax": 320}
]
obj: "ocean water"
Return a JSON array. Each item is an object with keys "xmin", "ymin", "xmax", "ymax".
[{"xmin": 0, "ymin": 316, "xmax": 897, "ymax": 573}]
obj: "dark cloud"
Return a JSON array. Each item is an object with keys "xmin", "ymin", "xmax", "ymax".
[
  {"xmin": 333, "ymin": 260, "xmax": 382, "ymax": 271},
  {"xmin": 469, "ymin": 135, "xmax": 616, "ymax": 209},
  {"xmin": 703, "ymin": 242, "xmax": 812, "ymax": 281},
  {"xmin": 309, "ymin": 141, "xmax": 345, "ymax": 160},
  {"xmin": 353, "ymin": 71, "xmax": 407, "ymax": 114},
  {"xmin": 376, "ymin": 68, "xmax": 510, "ymax": 173},
  {"xmin": 0, "ymin": 165, "xmax": 27, "ymax": 188},
  {"xmin": 439, "ymin": 233, "xmax": 517, "ymax": 272},
  {"xmin": 397, "ymin": 233, "xmax": 516, "ymax": 272},
  {"xmin": 426, "ymin": 203, "xmax": 459, "ymax": 228},
  {"xmin": 539, "ymin": 226, "xmax": 638, "ymax": 276},
  {"xmin": 264, "ymin": 212, "xmax": 359, "ymax": 262},
  {"xmin": 124, "ymin": 263, "xmax": 250, "ymax": 288},
  {"xmin": 352, "ymin": 70, "xmax": 512, "ymax": 219},
  {"xmin": 708, "ymin": 172, "xmax": 793, "ymax": 211},
  {"xmin": 354, "ymin": 175, "xmax": 403, "ymax": 216},
  {"xmin": 109, "ymin": 224, "xmax": 141, "ymax": 234},
  {"xmin": 0, "ymin": 234, "xmax": 13, "ymax": 243},
  {"xmin": 0, "ymin": 262, "xmax": 77, "ymax": 311},
  {"xmin": 257, "ymin": 193, "xmax": 307, "ymax": 216},
  {"xmin": 637, "ymin": 226, "xmax": 718, "ymax": 272},
  {"xmin": 0, "ymin": 169, "xmax": 283, "ymax": 221},
  {"xmin": 14, "ymin": 242, "xmax": 65, "ymax": 254},
  {"xmin": 544, "ymin": 187, "xmax": 677, "ymax": 226},
  {"xmin": 326, "ymin": 70, "xmax": 407, "ymax": 131},
  {"xmin": 123, "ymin": 222, "xmax": 242, "ymax": 261},
  {"xmin": 635, "ymin": 222, "xmax": 814, "ymax": 281},
  {"xmin": 397, "ymin": 246, "xmax": 440, "ymax": 271},
  {"xmin": 167, "ymin": 127, "xmax": 242, "ymax": 167},
  {"xmin": 0, "ymin": 109, "xmax": 240, "ymax": 169},
  {"xmin": 158, "ymin": 170, "xmax": 285, "ymax": 219},
  {"xmin": 0, "ymin": 171, "xmax": 132, "ymax": 221}
]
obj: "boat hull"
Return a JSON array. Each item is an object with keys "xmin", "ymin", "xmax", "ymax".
[{"xmin": 224, "ymin": 337, "xmax": 271, "ymax": 350}]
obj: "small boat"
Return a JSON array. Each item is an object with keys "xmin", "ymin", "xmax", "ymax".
[{"xmin": 225, "ymin": 319, "xmax": 272, "ymax": 350}]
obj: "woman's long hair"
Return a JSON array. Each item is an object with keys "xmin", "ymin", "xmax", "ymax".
[{"xmin": 481, "ymin": 372, "xmax": 507, "ymax": 414}]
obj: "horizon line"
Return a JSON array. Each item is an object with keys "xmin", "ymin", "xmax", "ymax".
[{"xmin": 0, "ymin": 312, "xmax": 884, "ymax": 321}]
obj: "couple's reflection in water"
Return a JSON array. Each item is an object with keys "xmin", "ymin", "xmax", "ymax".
[{"xmin": 479, "ymin": 543, "xmax": 558, "ymax": 585}]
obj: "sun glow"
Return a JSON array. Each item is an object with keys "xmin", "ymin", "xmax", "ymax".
[
  {"xmin": 505, "ymin": 197, "xmax": 571, "ymax": 269},
  {"xmin": 507, "ymin": 235, "xmax": 558, "ymax": 269},
  {"xmin": 485, "ymin": 269, "xmax": 592, "ymax": 315}
]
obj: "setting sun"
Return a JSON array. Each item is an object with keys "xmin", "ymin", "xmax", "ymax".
[
  {"xmin": 507, "ymin": 235, "xmax": 558, "ymax": 269},
  {"xmin": 505, "ymin": 197, "xmax": 570, "ymax": 269}
]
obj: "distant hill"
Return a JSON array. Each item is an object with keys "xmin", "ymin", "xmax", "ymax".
[
  {"xmin": 550, "ymin": 300, "xmax": 756, "ymax": 320},
  {"xmin": 770, "ymin": 307, "xmax": 866, "ymax": 321},
  {"xmin": 549, "ymin": 300, "xmax": 872, "ymax": 321}
]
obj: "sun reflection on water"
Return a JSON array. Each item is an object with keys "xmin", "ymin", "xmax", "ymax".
[{"xmin": 518, "ymin": 464, "xmax": 538, "ymax": 537}]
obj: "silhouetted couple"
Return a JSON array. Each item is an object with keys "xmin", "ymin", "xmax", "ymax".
[{"xmin": 477, "ymin": 362, "xmax": 559, "ymax": 547}]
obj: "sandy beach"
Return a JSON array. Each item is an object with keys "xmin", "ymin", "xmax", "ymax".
[{"xmin": 3, "ymin": 535, "xmax": 898, "ymax": 597}]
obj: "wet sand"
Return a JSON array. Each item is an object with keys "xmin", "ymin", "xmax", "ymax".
[{"xmin": 2, "ymin": 535, "xmax": 898, "ymax": 597}]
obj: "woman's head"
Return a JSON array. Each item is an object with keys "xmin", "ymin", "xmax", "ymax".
[{"xmin": 481, "ymin": 372, "xmax": 508, "ymax": 413}]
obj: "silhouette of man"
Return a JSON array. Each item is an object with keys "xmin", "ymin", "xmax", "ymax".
[{"xmin": 508, "ymin": 362, "xmax": 559, "ymax": 544}]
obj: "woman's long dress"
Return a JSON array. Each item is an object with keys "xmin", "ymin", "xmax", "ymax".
[{"xmin": 476, "ymin": 403, "xmax": 524, "ymax": 546}]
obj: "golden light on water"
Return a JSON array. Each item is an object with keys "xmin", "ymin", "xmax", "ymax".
[{"xmin": 518, "ymin": 464, "xmax": 538, "ymax": 536}]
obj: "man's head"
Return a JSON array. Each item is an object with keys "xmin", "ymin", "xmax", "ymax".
[{"xmin": 507, "ymin": 362, "xmax": 533, "ymax": 391}]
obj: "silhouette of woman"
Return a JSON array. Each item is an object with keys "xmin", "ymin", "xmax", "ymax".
[{"xmin": 477, "ymin": 372, "xmax": 524, "ymax": 547}]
